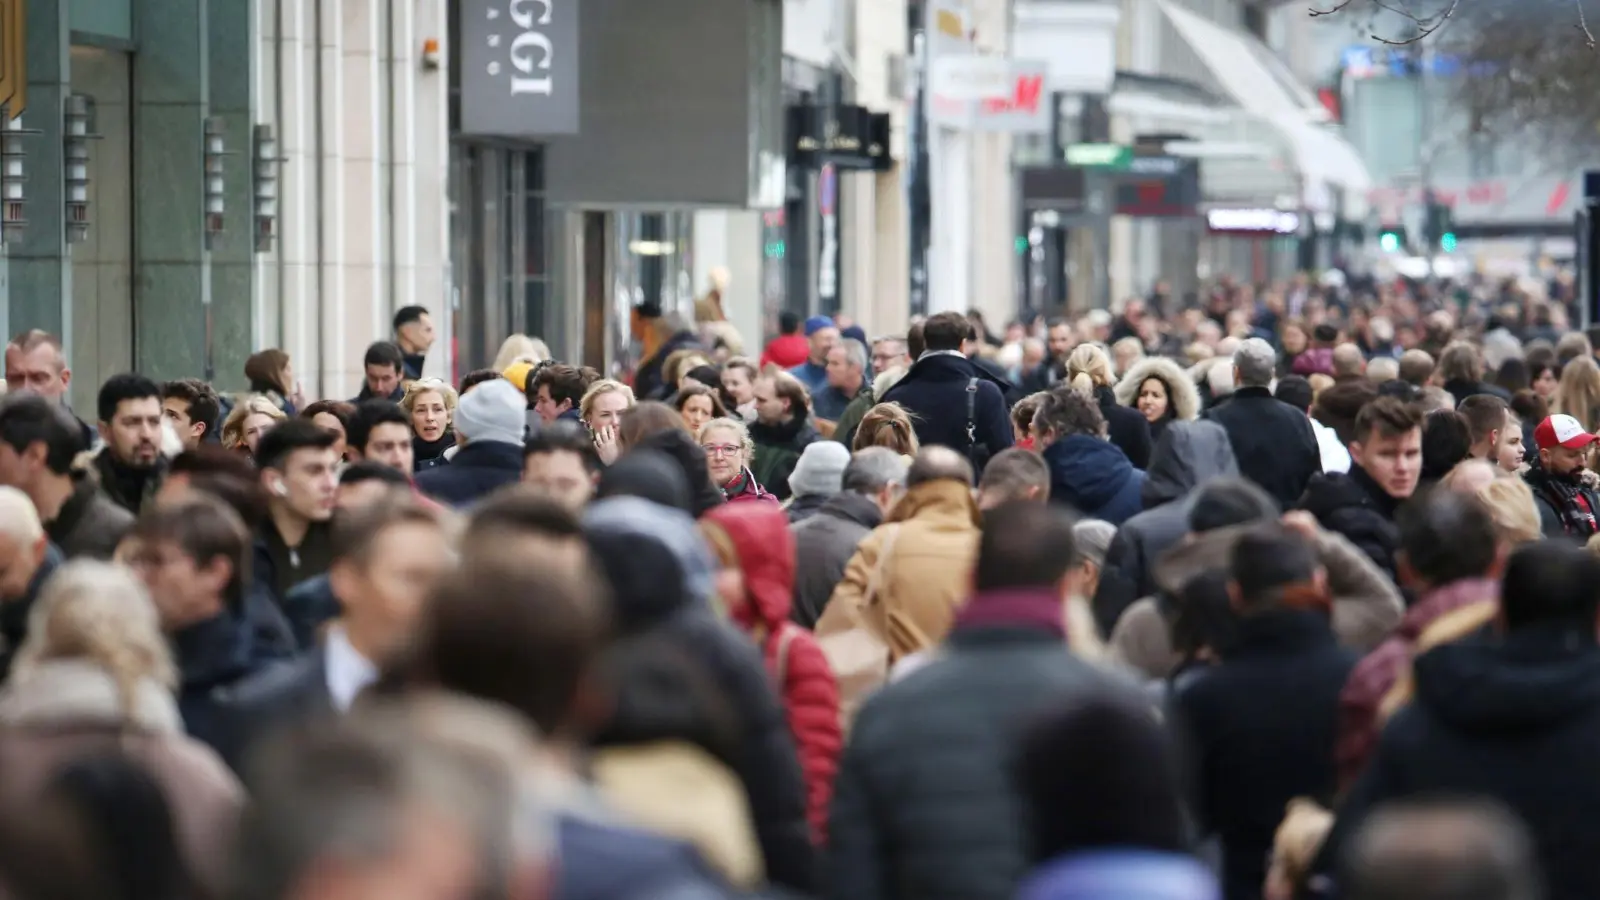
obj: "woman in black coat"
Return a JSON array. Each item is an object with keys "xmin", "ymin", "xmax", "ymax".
[{"xmin": 1067, "ymin": 344, "xmax": 1152, "ymax": 469}]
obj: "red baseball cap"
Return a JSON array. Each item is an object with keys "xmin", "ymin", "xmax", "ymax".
[{"xmin": 1535, "ymin": 414, "xmax": 1599, "ymax": 451}]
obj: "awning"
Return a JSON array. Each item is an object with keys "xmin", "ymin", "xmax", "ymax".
[
  {"xmin": 1108, "ymin": 73, "xmax": 1299, "ymax": 206},
  {"xmin": 1155, "ymin": 0, "xmax": 1371, "ymax": 214}
]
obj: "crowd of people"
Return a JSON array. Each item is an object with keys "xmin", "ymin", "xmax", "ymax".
[{"xmin": 0, "ymin": 275, "xmax": 1594, "ymax": 900}]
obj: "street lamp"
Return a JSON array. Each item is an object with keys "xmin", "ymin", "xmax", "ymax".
[
  {"xmin": 253, "ymin": 124, "xmax": 282, "ymax": 253},
  {"xmin": 63, "ymin": 94, "xmax": 101, "ymax": 244}
]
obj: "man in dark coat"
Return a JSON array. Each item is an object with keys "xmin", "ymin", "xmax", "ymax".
[
  {"xmin": 1299, "ymin": 397, "xmax": 1422, "ymax": 580},
  {"xmin": 1316, "ymin": 542, "xmax": 1600, "ymax": 900},
  {"xmin": 789, "ymin": 447, "xmax": 905, "ymax": 628},
  {"xmin": 1098, "ymin": 421, "xmax": 1238, "ymax": 630},
  {"xmin": 1171, "ymin": 524, "xmax": 1355, "ymax": 900},
  {"xmin": 827, "ymin": 503, "xmax": 1130, "ymax": 900},
  {"xmin": 748, "ymin": 371, "xmax": 821, "ymax": 502},
  {"xmin": 1019, "ymin": 318, "xmax": 1075, "ymax": 393},
  {"xmin": 880, "ymin": 311, "xmax": 1013, "ymax": 474},
  {"xmin": 1206, "ymin": 337, "xmax": 1321, "ymax": 511},
  {"xmin": 415, "ymin": 379, "xmax": 526, "ymax": 508}
]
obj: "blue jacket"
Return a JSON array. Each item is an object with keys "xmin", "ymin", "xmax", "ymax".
[
  {"xmin": 555, "ymin": 816, "xmax": 738, "ymax": 900},
  {"xmin": 1018, "ymin": 851, "xmax": 1219, "ymax": 900},
  {"xmin": 787, "ymin": 360, "xmax": 830, "ymax": 399},
  {"xmin": 282, "ymin": 574, "xmax": 340, "ymax": 649},
  {"xmin": 879, "ymin": 353, "xmax": 1013, "ymax": 472},
  {"xmin": 414, "ymin": 440, "xmax": 524, "ymax": 508},
  {"xmin": 1042, "ymin": 436, "xmax": 1145, "ymax": 526}
]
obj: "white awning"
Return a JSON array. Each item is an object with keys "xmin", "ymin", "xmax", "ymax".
[{"xmin": 1155, "ymin": 0, "xmax": 1371, "ymax": 213}]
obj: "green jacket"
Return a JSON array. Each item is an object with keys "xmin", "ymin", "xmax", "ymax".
[
  {"xmin": 831, "ymin": 388, "xmax": 875, "ymax": 450},
  {"xmin": 749, "ymin": 413, "xmax": 821, "ymax": 503}
]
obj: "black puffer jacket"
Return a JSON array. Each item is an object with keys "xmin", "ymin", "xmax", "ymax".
[
  {"xmin": 1100, "ymin": 421, "xmax": 1238, "ymax": 626},
  {"xmin": 584, "ymin": 498, "xmax": 815, "ymax": 893},
  {"xmin": 828, "ymin": 618, "xmax": 1130, "ymax": 900},
  {"xmin": 1316, "ymin": 625, "xmax": 1600, "ymax": 900},
  {"xmin": 1297, "ymin": 465, "xmax": 1402, "ymax": 581}
]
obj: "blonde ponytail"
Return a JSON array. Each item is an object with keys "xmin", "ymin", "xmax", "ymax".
[
  {"xmin": 1070, "ymin": 372, "xmax": 1095, "ymax": 398},
  {"xmin": 1066, "ymin": 344, "xmax": 1113, "ymax": 399}
]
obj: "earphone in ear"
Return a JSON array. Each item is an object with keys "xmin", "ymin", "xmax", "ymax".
[{"xmin": 272, "ymin": 480, "xmax": 289, "ymax": 498}]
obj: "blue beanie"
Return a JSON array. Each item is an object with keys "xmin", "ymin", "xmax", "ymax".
[{"xmin": 804, "ymin": 315, "xmax": 835, "ymax": 337}]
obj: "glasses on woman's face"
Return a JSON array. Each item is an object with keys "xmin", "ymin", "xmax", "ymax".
[{"xmin": 702, "ymin": 443, "xmax": 741, "ymax": 458}]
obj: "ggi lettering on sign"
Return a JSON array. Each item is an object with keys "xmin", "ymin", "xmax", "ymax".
[{"xmin": 485, "ymin": 0, "xmax": 554, "ymax": 97}]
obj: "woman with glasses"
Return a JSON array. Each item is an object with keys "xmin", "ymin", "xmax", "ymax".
[{"xmin": 698, "ymin": 417, "xmax": 777, "ymax": 505}]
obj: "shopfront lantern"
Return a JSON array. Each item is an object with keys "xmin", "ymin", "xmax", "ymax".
[
  {"xmin": 0, "ymin": 107, "xmax": 39, "ymax": 244},
  {"xmin": 253, "ymin": 124, "xmax": 282, "ymax": 253},
  {"xmin": 62, "ymin": 94, "xmax": 101, "ymax": 244},
  {"xmin": 202, "ymin": 117, "xmax": 229, "ymax": 248}
]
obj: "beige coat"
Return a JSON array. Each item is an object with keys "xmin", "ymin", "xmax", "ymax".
[
  {"xmin": 1109, "ymin": 525, "xmax": 1405, "ymax": 679},
  {"xmin": 0, "ymin": 660, "xmax": 243, "ymax": 897},
  {"xmin": 592, "ymin": 741, "xmax": 763, "ymax": 888},
  {"xmin": 815, "ymin": 479, "xmax": 982, "ymax": 661}
]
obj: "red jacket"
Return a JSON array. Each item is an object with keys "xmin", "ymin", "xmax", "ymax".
[
  {"xmin": 760, "ymin": 334, "xmax": 809, "ymax": 370},
  {"xmin": 1335, "ymin": 576, "xmax": 1498, "ymax": 789},
  {"xmin": 703, "ymin": 503, "xmax": 841, "ymax": 843}
]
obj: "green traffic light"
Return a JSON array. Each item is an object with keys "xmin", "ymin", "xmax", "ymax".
[
  {"xmin": 1440, "ymin": 233, "xmax": 1457, "ymax": 253},
  {"xmin": 1015, "ymin": 236, "xmax": 1028, "ymax": 254},
  {"xmin": 1379, "ymin": 232, "xmax": 1400, "ymax": 253}
]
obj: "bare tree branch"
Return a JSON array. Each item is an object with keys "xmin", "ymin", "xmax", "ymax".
[{"xmin": 1576, "ymin": 0, "xmax": 1596, "ymax": 48}]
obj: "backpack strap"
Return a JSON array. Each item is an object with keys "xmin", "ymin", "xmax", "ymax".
[{"xmin": 965, "ymin": 377, "xmax": 979, "ymax": 449}]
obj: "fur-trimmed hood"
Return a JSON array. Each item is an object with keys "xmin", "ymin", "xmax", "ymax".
[{"xmin": 1115, "ymin": 356, "xmax": 1200, "ymax": 422}]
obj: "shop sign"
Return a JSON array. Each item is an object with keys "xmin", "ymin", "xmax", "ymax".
[
  {"xmin": 928, "ymin": 56, "xmax": 1049, "ymax": 134},
  {"xmin": 1111, "ymin": 157, "xmax": 1201, "ymax": 218},
  {"xmin": 1065, "ymin": 143, "xmax": 1130, "ymax": 169},
  {"xmin": 787, "ymin": 104, "xmax": 891, "ymax": 171},
  {"xmin": 461, "ymin": 0, "xmax": 580, "ymax": 138},
  {"xmin": 0, "ymin": 0, "xmax": 24, "ymax": 118},
  {"xmin": 1206, "ymin": 208, "xmax": 1302, "ymax": 235}
]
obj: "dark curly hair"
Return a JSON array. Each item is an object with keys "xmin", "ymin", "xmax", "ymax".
[{"xmin": 1033, "ymin": 387, "xmax": 1105, "ymax": 441}]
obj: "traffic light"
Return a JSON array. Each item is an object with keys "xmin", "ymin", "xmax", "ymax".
[
  {"xmin": 1014, "ymin": 235, "xmax": 1028, "ymax": 254},
  {"xmin": 1424, "ymin": 201, "xmax": 1455, "ymax": 253},
  {"xmin": 763, "ymin": 239, "xmax": 785, "ymax": 259},
  {"xmin": 1378, "ymin": 227, "xmax": 1404, "ymax": 253}
]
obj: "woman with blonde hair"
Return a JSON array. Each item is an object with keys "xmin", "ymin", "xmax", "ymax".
[
  {"xmin": 852, "ymin": 402, "xmax": 920, "ymax": 456},
  {"xmin": 220, "ymin": 394, "xmax": 287, "ymax": 456},
  {"xmin": 1553, "ymin": 356, "xmax": 1600, "ymax": 433},
  {"xmin": 699, "ymin": 417, "xmax": 778, "ymax": 505},
  {"xmin": 1066, "ymin": 343, "xmax": 1152, "ymax": 468},
  {"xmin": 578, "ymin": 379, "xmax": 636, "ymax": 465},
  {"xmin": 401, "ymin": 378, "xmax": 459, "ymax": 471},
  {"xmin": 1477, "ymin": 474, "xmax": 1543, "ymax": 546},
  {"xmin": 0, "ymin": 560, "xmax": 242, "ymax": 897},
  {"xmin": 492, "ymin": 333, "xmax": 551, "ymax": 372}
]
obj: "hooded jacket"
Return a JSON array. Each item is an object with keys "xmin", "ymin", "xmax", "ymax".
[
  {"xmin": 1041, "ymin": 436, "xmax": 1145, "ymax": 526},
  {"xmin": 1335, "ymin": 576, "xmax": 1499, "ymax": 788},
  {"xmin": 703, "ymin": 504, "xmax": 842, "ymax": 843},
  {"xmin": 1323, "ymin": 624, "xmax": 1600, "ymax": 900},
  {"xmin": 1114, "ymin": 357, "xmax": 1202, "ymax": 427},
  {"xmin": 583, "ymin": 498, "xmax": 816, "ymax": 892},
  {"xmin": 1102, "ymin": 422, "xmax": 1236, "ymax": 616}
]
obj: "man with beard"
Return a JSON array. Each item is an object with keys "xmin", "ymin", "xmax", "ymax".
[
  {"xmin": 91, "ymin": 373, "xmax": 167, "ymax": 514},
  {"xmin": 1526, "ymin": 414, "xmax": 1600, "ymax": 540}
]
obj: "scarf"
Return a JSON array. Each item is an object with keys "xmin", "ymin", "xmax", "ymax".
[
  {"xmin": 1528, "ymin": 465, "xmax": 1600, "ymax": 537},
  {"xmin": 413, "ymin": 430, "xmax": 455, "ymax": 465},
  {"xmin": 722, "ymin": 467, "xmax": 757, "ymax": 499}
]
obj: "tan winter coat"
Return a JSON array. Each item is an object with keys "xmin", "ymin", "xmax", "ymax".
[
  {"xmin": 0, "ymin": 660, "xmax": 243, "ymax": 897},
  {"xmin": 815, "ymin": 479, "xmax": 982, "ymax": 661},
  {"xmin": 1109, "ymin": 524, "xmax": 1404, "ymax": 679}
]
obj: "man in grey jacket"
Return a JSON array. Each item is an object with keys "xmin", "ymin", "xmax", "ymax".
[{"xmin": 790, "ymin": 447, "xmax": 908, "ymax": 628}]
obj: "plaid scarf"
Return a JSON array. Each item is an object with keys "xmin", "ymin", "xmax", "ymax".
[{"xmin": 1528, "ymin": 465, "xmax": 1600, "ymax": 538}]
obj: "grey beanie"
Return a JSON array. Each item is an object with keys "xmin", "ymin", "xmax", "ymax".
[
  {"xmin": 1073, "ymin": 519, "xmax": 1117, "ymax": 570},
  {"xmin": 453, "ymin": 378, "xmax": 526, "ymax": 446},
  {"xmin": 788, "ymin": 441, "xmax": 852, "ymax": 498}
]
